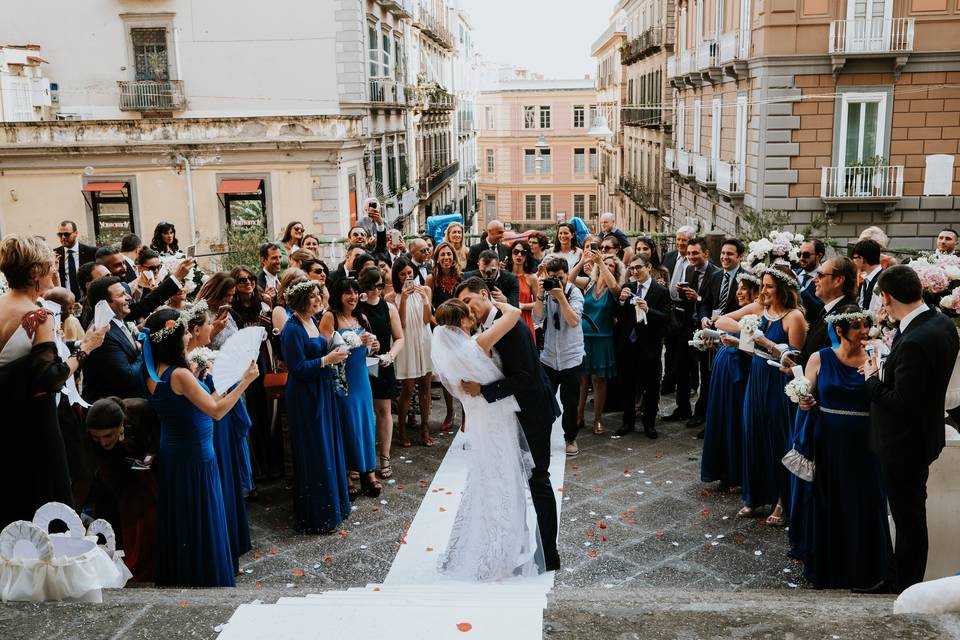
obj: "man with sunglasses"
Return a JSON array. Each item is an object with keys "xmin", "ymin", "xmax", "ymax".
[
  {"xmin": 55, "ymin": 220, "xmax": 97, "ymax": 300},
  {"xmin": 797, "ymin": 256, "xmax": 859, "ymax": 368},
  {"xmin": 795, "ymin": 239, "xmax": 826, "ymax": 317},
  {"xmin": 533, "ymin": 257, "xmax": 584, "ymax": 456},
  {"xmin": 407, "ymin": 238, "xmax": 433, "ymax": 284}
]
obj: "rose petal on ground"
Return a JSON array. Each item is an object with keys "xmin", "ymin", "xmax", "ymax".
[
  {"xmin": 291, "ymin": 568, "xmax": 305, "ymax": 577},
  {"xmin": 655, "ymin": 531, "xmax": 665, "ymax": 538},
  {"xmin": 734, "ymin": 535, "xmax": 745, "ymax": 544},
  {"xmin": 456, "ymin": 623, "xmax": 473, "ymax": 632},
  {"xmin": 598, "ymin": 521, "xmax": 607, "ymax": 529},
  {"xmin": 177, "ymin": 601, "xmax": 189, "ymax": 607},
  {"xmin": 589, "ymin": 550, "xmax": 599, "ymax": 558},
  {"xmin": 255, "ymin": 582, "xmax": 262, "ymax": 589},
  {"xmin": 323, "ymin": 555, "xmax": 333, "ymax": 563},
  {"xmin": 269, "ymin": 548, "xmax": 279, "ymax": 555}
]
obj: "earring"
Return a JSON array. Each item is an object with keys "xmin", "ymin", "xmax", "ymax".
[{"xmin": 118, "ymin": 427, "xmax": 125, "ymax": 442}]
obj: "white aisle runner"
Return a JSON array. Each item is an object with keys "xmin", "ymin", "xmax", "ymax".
[{"xmin": 217, "ymin": 415, "xmax": 566, "ymax": 640}]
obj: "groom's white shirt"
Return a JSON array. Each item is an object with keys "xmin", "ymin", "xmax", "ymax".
[{"xmin": 480, "ymin": 307, "xmax": 498, "ymax": 333}]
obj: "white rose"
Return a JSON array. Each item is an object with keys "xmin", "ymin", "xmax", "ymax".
[
  {"xmin": 794, "ymin": 233, "xmax": 804, "ymax": 243},
  {"xmin": 945, "ymin": 265, "xmax": 960, "ymax": 281},
  {"xmin": 941, "ymin": 295, "xmax": 956, "ymax": 310}
]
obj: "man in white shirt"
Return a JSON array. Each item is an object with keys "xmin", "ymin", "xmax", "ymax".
[
  {"xmin": 55, "ymin": 220, "xmax": 97, "ymax": 300},
  {"xmin": 852, "ymin": 238, "xmax": 883, "ymax": 313},
  {"xmin": 258, "ymin": 242, "xmax": 282, "ymax": 305}
]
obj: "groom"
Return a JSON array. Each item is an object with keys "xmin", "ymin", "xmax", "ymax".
[{"xmin": 455, "ymin": 277, "xmax": 562, "ymax": 571}]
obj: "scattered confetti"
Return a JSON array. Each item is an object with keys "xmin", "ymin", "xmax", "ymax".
[
  {"xmin": 177, "ymin": 601, "xmax": 190, "ymax": 607},
  {"xmin": 655, "ymin": 452, "xmax": 664, "ymax": 460},
  {"xmin": 705, "ymin": 534, "xmax": 713, "ymax": 539},
  {"xmin": 253, "ymin": 551, "xmax": 262, "ymax": 559},
  {"xmin": 671, "ymin": 542, "xmax": 679, "ymax": 547},
  {"xmin": 313, "ymin": 564, "xmax": 321, "ymax": 569},
  {"xmin": 734, "ymin": 536, "xmax": 745, "ymax": 544},
  {"xmin": 665, "ymin": 480, "xmax": 673, "ymax": 484},
  {"xmin": 754, "ymin": 550, "xmax": 763, "ymax": 556},
  {"xmin": 716, "ymin": 535, "xmax": 725, "ymax": 540},
  {"xmin": 255, "ymin": 582, "xmax": 262, "ymax": 589},
  {"xmin": 360, "ymin": 545, "xmax": 367, "ymax": 550},
  {"xmin": 588, "ymin": 550, "xmax": 599, "ymax": 558},
  {"xmin": 722, "ymin": 516, "xmax": 729, "ymax": 520},
  {"xmin": 655, "ymin": 531, "xmax": 665, "ymax": 538},
  {"xmin": 787, "ymin": 582, "xmax": 798, "ymax": 588},
  {"xmin": 387, "ymin": 479, "xmax": 396, "ymax": 485},
  {"xmin": 598, "ymin": 521, "xmax": 607, "ymax": 530},
  {"xmin": 456, "ymin": 622, "xmax": 473, "ymax": 632},
  {"xmin": 323, "ymin": 555, "xmax": 333, "ymax": 563},
  {"xmin": 269, "ymin": 548, "xmax": 279, "ymax": 555},
  {"xmin": 285, "ymin": 583, "xmax": 295, "ymax": 588},
  {"xmin": 644, "ymin": 481, "xmax": 652, "ymax": 485},
  {"xmin": 244, "ymin": 569, "xmax": 252, "ymax": 574},
  {"xmin": 291, "ymin": 568, "xmax": 305, "ymax": 577},
  {"xmin": 426, "ymin": 547, "xmax": 434, "ymax": 552},
  {"xmin": 380, "ymin": 500, "xmax": 388, "ymax": 505},
  {"xmin": 701, "ymin": 489, "xmax": 711, "ymax": 497},
  {"xmin": 783, "ymin": 568, "xmax": 791, "ymax": 573}
]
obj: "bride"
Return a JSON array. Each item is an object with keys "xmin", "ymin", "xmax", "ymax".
[{"xmin": 431, "ymin": 298, "xmax": 544, "ymax": 582}]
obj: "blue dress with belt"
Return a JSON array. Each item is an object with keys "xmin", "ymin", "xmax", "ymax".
[
  {"xmin": 801, "ymin": 347, "xmax": 892, "ymax": 588},
  {"xmin": 700, "ymin": 345, "xmax": 751, "ymax": 487},
  {"xmin": 145, "ymin": 366, "xmax": 235, "ymax": 587},
  {"xmin": 741, "ymin": 315, "xmax": 794, "ymax": 513},
  {"xmin": 279, "ymin": 321, "xmax": 351, "ymax": 533},
  {"xmin": 335, "ymin": 328, "xmax": 377, "ymax": 473},
  {"xmin": 207, "ymin": 374, "xmax": 253, "ymax": 572}
]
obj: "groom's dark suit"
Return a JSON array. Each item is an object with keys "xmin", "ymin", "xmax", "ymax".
[
  {"xmin": 479, "ymin": 307, "xmax": 561, "ymax": 570},
  {"xmin": 864, "ymin": 307, "xmax": 958, "ymax": 591}
]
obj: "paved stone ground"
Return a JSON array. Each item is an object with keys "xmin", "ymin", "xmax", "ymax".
[{"xmin": 2, "ymin": 391, "xmax": 957, "ymax": 639}]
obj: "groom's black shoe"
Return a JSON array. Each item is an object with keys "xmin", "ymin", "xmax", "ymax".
[
  {"xmin": 851, "ymin": 580, "xmax": 898, "ymax": 595},
  {"xmin": 644, "ymin": 425, "xmax": 659, "ymax": 439},
  {"xmin": 663, "ymin": 410, "xmax": 691, "ymax": 422},
  {"xmin": 613, "ymin": 424, "xmax": 634, "ymax": 437}
]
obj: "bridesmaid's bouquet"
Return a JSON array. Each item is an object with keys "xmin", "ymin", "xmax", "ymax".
[
  {"xmin": 341, "ymin": 331, "xmax": 363, "ymax": 349},
  {"xmin": 688, "ymin": 330, "xmax": 709, "ymax": 351},
  {"xmin": 738, "ymin": 314, "xmax": 761, "ymax": 336},
  {"xmin": 784, "ymin": 376, "xmax": 812, "ymax": 404},
  {"xmin": 188, "ymin": 347, "xmax": 217, "ymax": 371}
]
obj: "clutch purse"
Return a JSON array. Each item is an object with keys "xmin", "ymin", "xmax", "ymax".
[
  {"xmin": 781, "ymin": 449, "xmax": 815, "ymax": 482},
  {"xmin": 263, "ymin": 371, "xmax": 287, "ymax": 401}
]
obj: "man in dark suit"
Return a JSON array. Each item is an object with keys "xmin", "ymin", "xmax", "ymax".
[
  {"xmin": 55, "ymin": 220, "xmax": 97, "ymax": 300},
  {"xmin": 465, "ymin": 219, "xmax": 508, "ymax": 272},
  {"xmin": 258, "ymin": 242, "xmax": 283, "ymax": 306},
  {"xmin": 795, "ymin": 238, "xmax": 826, "ymax": 318},
  {"xmin": 614, "ymin": 254, "xmax": 671, "ymax": 439},
  {"xmin": 690, "ymin": 238, "xmax": 747, "ymax": 430},
  {"xmin": 797, "ymin": 256, "xmax": 859, "ymax": 368},
  {"xmin": 462, "ymin": 250, "xmax": 519, "ymax": 307},
  {"xmin": 665, "ymin": 237, "xmax": 718, "ymax": 422},
  {"xmin": 859, "ymin": 265, "xmax": 959, "ymax": 594},
  {"xmin": 456, "ymin": 277, "xmax": 561, "ymax": 571},
  {"xmin": 96, "ymin": 246, "xmax": 188, "ymax": 323},
  {"xmin": 852, "ymin": 238, "xmax": 883, "ymax": 313},
  {"xmin": 661, "ymin": 225, "xmax": 695, "ymax": 394},
  {"xmin": 81, "ymin": 276, "xmax": 143, "ymax": 403}
]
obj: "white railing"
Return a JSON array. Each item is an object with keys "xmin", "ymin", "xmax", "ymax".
[
  {"xmin": 718, "ymin": 30, "xmax": 747, "ymax": 64},
  {"xmin": 679, "ymin": 50, "xmax": 693, "ymax": 75},
  {"xmin": 716, "ymin": 160, "xmax": 743, "ymax": 194},
  {"xmin": 369, "ymin": 78, "xmax": 406, "ymax": 105},
  {"xmin": 696, "ymin": 40, "xmax": 718, "ymax": 70},
  {"xmin": 820, "ymin": 165, "xmax": 904, "ymax": 200},
  {"xmin": 677, "ymin": 149, "xmax": 693, "ymax": 177},
  {"xmin": 829, "ymin": 17, "xmax": 915, "ymax": 54},
  {"xmin": 667, "ymin": 56, "xmax": 677, "ymax": 78},
  {"xmin": 118, "ymin": 80, "xmax": 186, "ymax": 111},
  {"xmin": 665, "ymin": 147, "xmax": 676, "ymax": 171},
  {"xmin": 694, "ymin": 154, "xmax": 715, "ymax": 184}
]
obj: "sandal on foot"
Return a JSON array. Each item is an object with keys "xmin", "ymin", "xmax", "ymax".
[
  {"xmin": 737, "ymin": 506, "xmax": 755, "ymax": 518},
  {"xmin": 421, "ymin": 428, "xmax": 434, "ymax": 447},
  {"xmin": 377, "ymin": 456, "xmax": 393, "ymax": 479},
  {"xmin": 766, "ymin": 513, "xmax": 786, "ymax": 527},
  {"xmin": 361, "ymin": 474, "xmax": 382, "ymax": 498}
]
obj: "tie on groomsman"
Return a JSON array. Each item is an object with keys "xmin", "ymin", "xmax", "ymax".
[
  {"xmin": 55, "ymin": 220, "xmax": 97, "ymax": 300},
  {"xmin": 859, "ymin": 265, "xmax": 959, "ymax": 595}
]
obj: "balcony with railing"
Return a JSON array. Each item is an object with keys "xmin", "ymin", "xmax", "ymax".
[
  {"xmin": 693, "ymin": 154, "xmax": 715, "ymax": 186},
  {"xmin": 665, "ymin": 147, "xmax": 676, "ymax": 172},
  {"xmin": 417, "ymin": 4, "xmax": 455, "ymax": 50},
  {"xmin": 676, "ymin": 149, "xmax": 693, "ymax": 178},
  {"xmin": 828, "ymin": 17, "xmax": 914, "ymax": 77},
  {"xmin": 621, "ymin": 27, "xmax": 664, "ymax": 65},
  {"xmin": 410, "ymin": 85, "xmax": 456, "ymax": 112},
  {"xmin": 716, "ymin": 160, "xmax": 744, "ymax": 197},
  {"xmin": 419, "ymin": 159, "xmax": 460, "ymax": 198},
  {"xmin": 679, "ymin": 50, "xmax": 693, "ymax": 76},
  {"xmin": 622, "ymin": 105, "xmax": 661, "ymax": 128},
  {"xmin": 820, "ymin": 164, "xmax": 904, "ymax": 211},
  {"xmin": 718, "ymin": 30, "xmax": 749, "ymax": 78},
  {"xmin": 376, "ymin": 0, "xmax": 413, "ymax": 19},
  {"xmin": 619, "ymin": 175, "xmax": 660, "ymax": 211},
  {"xmin": 118, "ymin": 80, "xmax": 186, "ymax": 112},
  {"xmin": 369, "ymin": 78, "xmax": 407, "ymax": 107}
]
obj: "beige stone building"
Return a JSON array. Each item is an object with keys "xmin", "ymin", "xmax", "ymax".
[
  {"xmin": 666, "ymin": 0, "xmax": 960, "ymax": 249},
  {"xmin": 592, "ymin": 23, "xmax": 628, "ymax": 225},
  {"xmin": 477, "ymin": 79, "xmax": 599, "ymax": 231}
]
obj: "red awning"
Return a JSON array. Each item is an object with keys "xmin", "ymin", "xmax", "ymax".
[
  {"xmin": 82, "ymin": 182, "xmax": 127, "ymax": 193},
  {"xmin": 217, "ymin": 179, "xmax": 262, "ymax": 195}
]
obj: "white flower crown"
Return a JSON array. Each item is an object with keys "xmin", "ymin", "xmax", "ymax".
[
  {"xmin": 284, "ymin": 280, "xmax": 318, "ymax": 303},
  {"xmin": 736, "ymin": 272, "xmax": 762, "ymax": 286},
  {"xmin": 828, "ymin": 310, "xmax": 874, "ymax": 324},
  {"xmin": 150, "ymin": 300, "xmax": 209, "ymax": 343},
  {"xmin": 758, "ymin": 265, "xmax": 800, "ymax": 289}
]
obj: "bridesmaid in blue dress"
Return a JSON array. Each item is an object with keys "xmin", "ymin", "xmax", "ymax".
[
  {"xmin": 717, "ymin": 264, "xmax": 806, "ymax": 525},
  {"xmin": 279, "ymin": 280, "xmax": 352, "ymax": 533},
  {"xmin": 700, "ymin": 275, "xmax": 761, "ymax": 489},
  {"xmin": 186, "ymin": 305, "xmax": 252, "ymax": 572},
  {"xmin": 794, "ymin": 305, "xmax": 892, "ymax": 588},
  {"xmin": 319, "ymin": 277, "xmax": 381, "ymax": 498},
  {"xmin": 141, "ymin": 308, "xmax": 259, "ymax": 587}
]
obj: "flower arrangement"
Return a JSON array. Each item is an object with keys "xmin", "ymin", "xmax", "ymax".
[
  {"xmin": 187, "ymin": 347, "xmax": 217, "ymax": 371},
  {"xmin": 738, "ymin": 314, "xmax": 761, "ymax": 337},
  {"xmin": 341, "ymin": 330, "xmax": 363, "ymax": 349},
  {"xmin": 745, "ymin": 230, "xmax": 804, "ymax": 268},
  {"xmin": 784, "ymin": 376, "xmax": 812, "ymax": 404},
  {"xmin": 689, "ymin": 329, "xmax": 708, "ymax": 351},
  {"xmin": 159, "ymin": 252, "xmax": 208, "ymax": 295},
  {"xmin": 904, "ymin": 253, "xmax": 960, "ymax": 326}
]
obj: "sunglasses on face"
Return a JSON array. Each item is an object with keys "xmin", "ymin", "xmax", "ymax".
[
  {"xmin": 814, "ymin": 271, "xmax": 837, "ymax": 279},
  {"xmin": 293, "ymin": 226, "xmax": 304, "ymax": 232},
  {"xmin": 628, "ymin": 264, "xmax": 644, "ymax": 270},
  {"xmin": 368, "ymin": 283, "xmax": 386, "ymax": 291},
  {"xmin": 57, "ymin": 232, "xmax": 73, "ymax": 238},
  {"xmin": 310, "ymin": 268, "xmax": 326, "ymax": 275},
  {"xmin": 602, "ymin": 246, "xmax": 618, "ymax": 252},
  {"xmin": 236, "ymin": 277, "xmax": 254, "ymax": 284},
  {"xmin": 799, "ymin": 251, "xmax": 815, "ymax": 259},
  {"xmin": 143, "ymin": 264, "xmax": 162, "ymax": 272},
  {"xmin": 512, "ymin": 249, "xmax": 527, "ymax": 255}
]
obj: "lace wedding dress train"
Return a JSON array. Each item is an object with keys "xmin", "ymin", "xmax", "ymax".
[{"xmin": 431, "ymin": 326, "xmax": 544, "ymax": 582}]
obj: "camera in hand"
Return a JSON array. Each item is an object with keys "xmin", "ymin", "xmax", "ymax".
[
  {"xmin": 369, "ymin": 201, "xmax": 379, "ymax": 210},
  {"xmin": 588, "ymin": 242, "xmax": 600, "ymax": 251},
  {"xmin": 543, "ymin": 277, "xmax": 561, "ymax": 291}
]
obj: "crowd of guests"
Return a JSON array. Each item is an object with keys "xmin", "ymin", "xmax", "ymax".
[{"xmin": 0, "ymin": 205, "xmax": 955, "ymax": 595}]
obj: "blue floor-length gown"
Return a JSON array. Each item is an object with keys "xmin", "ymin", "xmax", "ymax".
[
  {"xmin": 145, "ymin": 367, "xmax": 235, "ymax": 587},
  {"xmin": 335, "ymin": 328, "xmax": 377, "ymax": 474},
  {"xmin": 280, "ymin": 321, "xmax": 351, "ymax": 533},
  {"xmin": 802, "ymin": 348, "xmax": 892, "ymax": 589},
  {"xmin": 741, "ymin": 315, "xmax": 794, "ymax": 513},
  {"xmin": 700, "ymin": 345, "xmax": 751, "ymax": 487},
  {"xmin": 207, "ymin": 374, "xmax": 253, "ymax": 572}
]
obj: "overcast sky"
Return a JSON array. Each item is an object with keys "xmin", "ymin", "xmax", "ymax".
[{"xmin": 465, "ymin": 0, "xmax": 613, "ymax": 79}]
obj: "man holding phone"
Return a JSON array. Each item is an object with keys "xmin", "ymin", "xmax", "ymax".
[{"xmin": 357, "ymin": 197, "xmax": 389, "ymax": 254}]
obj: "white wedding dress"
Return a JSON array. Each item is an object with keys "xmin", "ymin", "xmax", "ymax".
[{"xmin": 430, "ymin": 326, "xmax": 544, "ymax": 582}]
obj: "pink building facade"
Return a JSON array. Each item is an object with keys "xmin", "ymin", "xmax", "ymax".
[{"xmin": 477, "ymin": 80, "xmax": 600, "ymax": 231}]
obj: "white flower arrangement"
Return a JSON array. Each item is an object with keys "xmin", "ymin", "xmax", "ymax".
[
  {"xmin": 159, "ymin": 252, "xmax": 206, "ymax": 295},
  {"xmin": 341, "ymin": 330, "xmax": 363, "ymax": 349},
  {"xmin": 784, "ymin": 376, "xmax": 812, "ymax": 404},
  {"xmin": 689, "ymin": 329, "xmax": 708, "ymax": 351},
  {"xmin": 746, "ymin": 230, "xmax": 803, "ymax": 268},
  {"xmin": 738, "ymin": 314, "xmax": 761, "ymax": 337},
  {"xmin": 188, "ymin": 347, "xmax": 217, "ymax": 370}
]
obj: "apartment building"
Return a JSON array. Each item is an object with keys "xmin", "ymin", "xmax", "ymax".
[
  {"xmin": 477, "ymin": 79, "xmax": 599, "ymax": 231},
  {"xmin": 592, "ymin": 23, "xmax": 628, "ymax": 224},
  {"xmin": 451, "ymin": 2, "xmax": 480, "ymax": 231},
  {"xmin": 666, "ymin": 0, "xmax": 960, "ymax": 249},
  {"xmin": 0, "ymin": 46, "xmax": 53, "ymax": 122}
]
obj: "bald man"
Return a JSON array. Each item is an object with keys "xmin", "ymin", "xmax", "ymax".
[{"xmin": 466, "ymin": 219, "xmax": 509, "ymax": 271}]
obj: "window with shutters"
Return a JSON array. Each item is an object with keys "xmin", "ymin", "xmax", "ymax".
[
  {"xmin": 523, "ymin": 106, "xmax": 536, "ymax": 128},
  {"xmin": 525, "ymin": 195, "xmax": 537, "ymax": 219},
  {"xmin": 573, "ymin": 194, "xmax": 585, "ymax": 217},
  {"xmin": 539, "ymin": 106, "xmax": 551, "ymax": 129}
]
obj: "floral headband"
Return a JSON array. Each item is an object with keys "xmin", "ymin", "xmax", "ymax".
[
  {"xmin": 758, "ymin": 266, "xmax": 800, "ymax": 289},
  {"xmin": 829, "ymin": 310, "xmax": 874, "ymax": 324},
  {"xmin": 284, "ymin": 280, "xmax": 318, "ymax": 303},
  {"xmin": 736, "ymin": 272, "xmax": 762, "ymax": 286},
  {"xmin": 146, "ymin": 300, "xmax": 209, "ymax": 343}
]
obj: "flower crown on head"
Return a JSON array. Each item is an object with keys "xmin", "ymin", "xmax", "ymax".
[
  {"xmin": 284, "ymin": 280, "xmax": 318, "ymax": 303},
  {"xmin": 736, "ymin": 272, "xmax": 762, "ymax": 286},
  {"xmin": 829, "ymin": 309, "xmax": 874, "ymax": 324},
  {"xmin": 147, "ymin": 300, "xmax": 209, "ymax": 343},
  {"xmin": 758, "ymin": 263, "xmax": 800, "ymax": 289},
  {"xmin": 180, "ymin": 300, "xmax": 209, "ymax": 326}
]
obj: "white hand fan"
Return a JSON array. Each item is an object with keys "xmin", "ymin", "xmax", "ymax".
[
  {"xmin": 94, "ymin": 300, "xmax": 115, "ymax": 330},
  {"xmin": 211, "ymin": 327, "xmax": 265, "ymax": 392}
]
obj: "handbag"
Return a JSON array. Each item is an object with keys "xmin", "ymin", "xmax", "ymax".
[
  {"xmin": 263, "ymin": 370, "xmax": 287, "ymax": 401},
  {"xmin": 781, "ymin": 449, "xmax": 815, "ymax": 482}
]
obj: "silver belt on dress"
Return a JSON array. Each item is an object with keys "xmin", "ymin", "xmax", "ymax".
[{"xmin": 819, "ymin": 406, "xmax": 869, "ymax": 417}]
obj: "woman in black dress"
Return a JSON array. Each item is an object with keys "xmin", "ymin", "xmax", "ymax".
[{"xmin": 356, "ymin": 265, "xmax": 405, "ymax": 478}]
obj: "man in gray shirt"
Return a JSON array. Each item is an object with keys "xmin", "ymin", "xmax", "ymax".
[{"xmin": 533, "ymin": 256, "xmax": 585, "ymax": 456}]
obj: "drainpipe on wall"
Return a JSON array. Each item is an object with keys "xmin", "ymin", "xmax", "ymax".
[{"xmin": 175, "ymin": 154, "xmax": 198, "ymax": 243}]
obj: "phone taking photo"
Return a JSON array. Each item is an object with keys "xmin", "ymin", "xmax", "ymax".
[
  {"xmin": 404, "ymin": 278, "xmax": 416, "ymax": 291},
  {"xmin": 187, "ymin": 244, "xmax": 196, "ymax": 258}
]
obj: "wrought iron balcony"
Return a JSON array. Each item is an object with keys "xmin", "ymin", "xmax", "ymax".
[
  {"xmin": 118, "ymin": 80, "xmax": 186, "ymax": 112},
  {"xmin": 410, "ymin": 85, "xmax": 456, "ymax": 111},
  {"xmin": 376, "ymin": 0, "xmax": 413, "ymax": 19},
  {"xmin": 829, "ymin": 17, "xmax": 914, "ymax": 55},
  {"xmin": 369, "ymin": 78, "xmax": 407, "ymax": 107},
  {"xmin": 419, "ymin": 160, "xmax": 460, "ymax": 199},
  {"xmin": 820, "ymin": 165, "xmax": 904, "ymax": 204},
  {"xmin": 417, "ymin": 4, "xmax": 455, "ymax": 50},
  {"xmin": 676, "ymin": 149, "xmax": 693, "ymax": 178},
  {"xmin": 619, "ymin": 174, "xmax": 659, "ymax": 210},
  {"xmin": 622, "ymin": 106, "xmax": 662, "ymax": 128},
  {"xmin": 621, "ymin": 27, "xmax": 664, "ymax": 65},
  {"xmin": 694, "ymin": 154, "xmax": 715, "ymax": 186},
  {"xmin": 716, "ymin": 160, "xmax": 744, "ymax": 197}
]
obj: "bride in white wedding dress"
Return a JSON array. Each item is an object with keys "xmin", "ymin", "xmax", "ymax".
[{"xmin": 430, "ymin": 299, "xmax": 544, "ymax": 582}]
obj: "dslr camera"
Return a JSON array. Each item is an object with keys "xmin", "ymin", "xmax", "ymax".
[{"xmin": 542, "ymin": 277, "xmax": 561, "ymax": 291}]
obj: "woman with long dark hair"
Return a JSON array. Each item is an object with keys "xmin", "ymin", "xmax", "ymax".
[
  {"xmin": 547, "ymin": 222, "xmax": 582, "ymax": 269},
  {"xmin": 279, "ymin": 221, "xmax": 305, "ymax": 270},
  {"xmin": 141, "ymin": 307, "xmax": 258, "ymax": 586},
  {"xmin": 506, "ymin": 239, "xmax": 538, "ymax": 337},
  {"xmin": 319, "ymin": 277, "xmax": 381, "ymax": 497},
  {"xmin": 150, "ymin": 222, "xmax": 179, "ymax": 255},
  {"xmin": 195, "ymin": 273, "xmax": 237, "ymax": 349}
]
